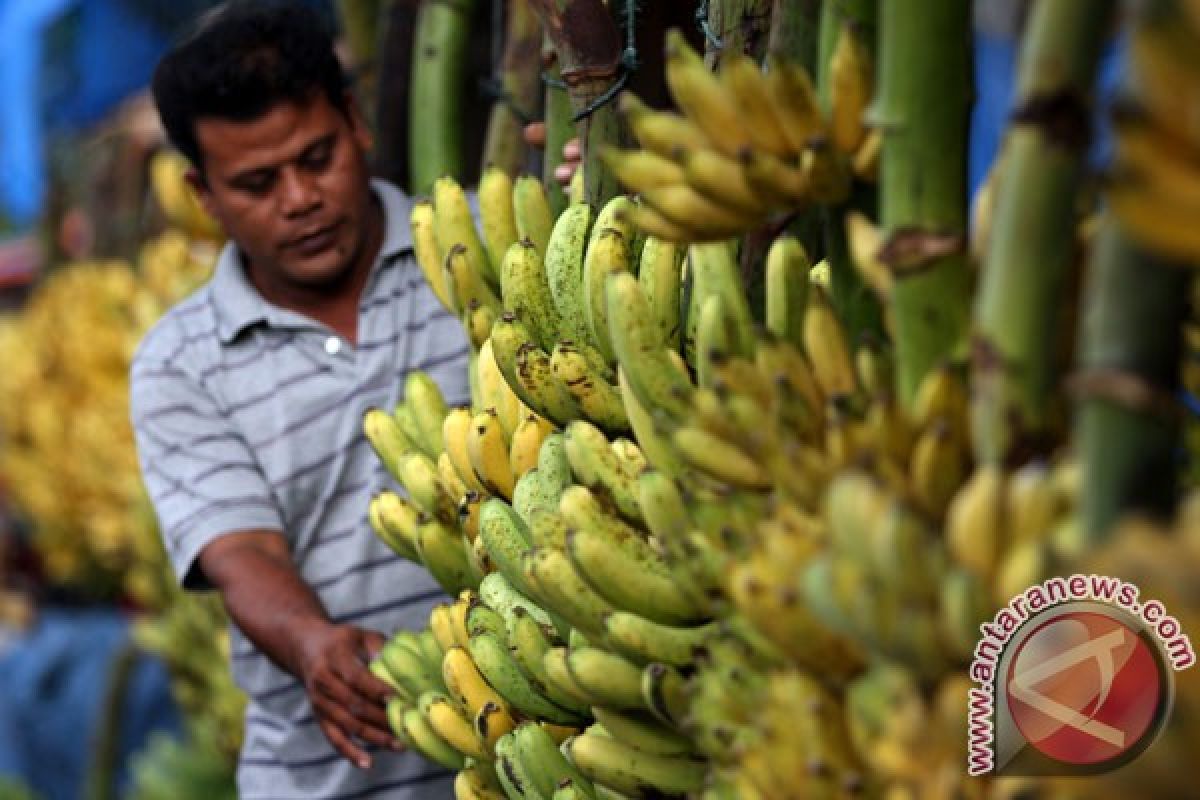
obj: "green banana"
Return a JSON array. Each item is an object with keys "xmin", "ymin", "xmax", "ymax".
[
  {"xmin": 694, "ymin": 294, "xmax": 732, "ymax": 390},
  {"xmin": 501, "ymin": 238, "xmax": 563, "ymax": 353},
  {"xmin": 764, "ymin": 235, "xmax": 810, "ymax": 349},
  {"xmin": 521, "ymin": 547, "xmax": 615, "ymax": 637},
  {"xmin": 405, "ymin": 371, "xmax": 449, "ymax": 456},
  {"xmin": 560, "ymin": 487, "xmax": 704, "ymax": 625},
  {"xmin": 544, "ymin": 203, "xmax": 594, "ymax": 346},
  {"xmin": 416, "ymin": 515, "xmax": 476, "ymax": 595},
  {"xmin": 605, "ymin": 274, "xmax": 694, "ymax": 421},
  {"xmin": 582, "ymin": 228, "xmax": 633, "ymax": 364},
  {"xmin": 512, "ymin": 722, "xmax": 598, "ymax": 800},
  {"xmin": 536, "ymin": 432, "xmax": 574, "ymax": 493},
  {"xmin": 636, "ymin": 237, "xmax": 684, "ymax": 352},
  {"xmin": 639, "ymin": 663, "xmax": 689, "ymax": 728},
  {"xmin": 469, "ymin": 627, "xmax": 588, "ymax": 724},
  {"xmin": 490, "ymin": 313, "xmax": 580, "ymax": 425},
  {"xmin": 512, "ymin": 468, "xmax": 560, "ymax": 526},
  {"xmin": 615, "ymin": 367, "xmax": 686, "ymax": 478},
  {"xmin": 479, "ymin": 497, "xmax": 538, "ymax": 598},
  {"xmin": 466, "ymin": 597, "xmax": 508, "ymax": 640},
  {"xmin": 588, "ymin": 707, "xmax": 694, "ymax": 757},
  {"xmin": 688, "ymin": 240, "xmax": 755, "ymax": 359},
  {"xmin": 506, "ymin": 606, "xmax": 592, "ymax": 715},
  {"xmin": 563, "ymin": 421, "xmax": 641, "ymax": 522},
  {"xmin": 562, "ymin": 730, "xmax": 705, "ymax": 798},
  {"xmin": 564, "ymin": 646, "xmax": 646, "ymax": 710},
  {"xmin": 601, "ymin": 612, "xmax": 716, "ymax": 667},
  {"xmin": 541, "ymin": 646, "xmax": 598, "ymax": 710},
  {"xmin": 514, "ymin": 175, "xmax": 554, "ymax": 258},
  {"xmin": 495, "ymin": 730, "xmax": 549, "ymax": 800},
  {"xmin": 478, "ymin": 571, "xmax": 556, "ymax": 632}
]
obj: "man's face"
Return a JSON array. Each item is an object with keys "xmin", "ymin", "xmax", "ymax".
[{"xmin": 190, "ymin": 92, "xmax": 377, "ymax": 293}]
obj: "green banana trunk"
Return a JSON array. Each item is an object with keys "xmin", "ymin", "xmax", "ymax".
[
  {"xmin": 704, "ymin": 0, "xmax": 773, "ymax": 63},
  {"xmin": 482, "ymin": 0, "xmax": 542, "ymax": 177},
  {"xmin": 1074, "ymin": 225, "xmax": 1189, "ymax": 543},
  {"xmin": 878, "ymin": 0, "xmax": 972, "ymax": 407},
  {"xmin": 409, "ymin": 0, "xmax": 475, "ymax": 196},
  {"xmin": 971, "ymin": 0, "xmax": 1116, "ymax": 464},
  {"xmin": 529, "ymin": 0, "xmax": 624, "ymax": 210},
  {"xmin": 336, "ymin": 0, "xmax": 384, "ymax": 131},
  {"xmin": 542, "ymin": 53, "xmax": 574, "ymax": 216},
  {"xmin": 816, "ymin": 0, "xmax": 882, "ymax": 346},
  {"xmin": 768, "ymin": 0, "xmax": 821, "ymax": 71}
]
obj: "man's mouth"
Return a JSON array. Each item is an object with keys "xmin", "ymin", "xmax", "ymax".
[{"xmin": 286, "ymin": 220, "xmax": 342, "ymax": 255}]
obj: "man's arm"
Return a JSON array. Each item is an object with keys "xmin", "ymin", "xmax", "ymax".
[{"xmin": 198, "ymin": 529, "xmax": 402, "ymax": 768}]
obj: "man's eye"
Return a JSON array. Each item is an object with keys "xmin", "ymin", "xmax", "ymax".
[
  {"xmin": 238, "ymin": 174, "xmax": 274, "ymax": 194},
  {"xmin": 302, "ymin": 146, "xmax": 333, "ymax": 170}
]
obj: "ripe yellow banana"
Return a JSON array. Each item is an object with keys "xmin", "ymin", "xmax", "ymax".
[
  {"xmin": 478, "ymin": 166, "xmax": 518, "ymax": 280},
  {"xmin": 476, "ymin": 338, "xmax": 523, "ymax": 439},
  {"xmin": 442, "ymin": 645, "xmax": 513, "ymax": 719},
  {"xmin": 444, "ymin": 407, "xmax": 488, "ymax": 493},
  {"xmin": 663, "ymin": 29, "xmax": 752, "ymax": 159},
  {"xmin": 419, "ymin": 690, "xmax": 492, "ymax": 761},
  {"xmin": 945, "ymin": 465, "xmax": 1007, "ymax": 582},
  {"xmin": 509, "ymin": 412, "xmax": 554, "ymax": 480},
  {"xmin": 550, "ymin": 342, "xmax": 629, "ymax": 435},
  {"xmin": 369, "ymin": 490, "xmax": 421, "ymax": 561},
  {"xmin": 467, "ymin": 409, "xmax": 516, "ymax": 500},
  {"xmin": 434, "ymin": 176, "xmax": 498, "ymax": 291},
  {"xmin": 618, "ymin": 91, "xmax": 711, "ymax": 157},
  {"xmin": 615, "ymin": 203, "xmax": 693, "ymax": 244},
  {"xmin": 410, "ymin": 201, "xmax": 454, "ymax": 312},
  {"xmin": 363, "ymin": 407, "xmax": 414, "ymax": 484},
  {"xmin": 641, "ymin": 185, "xmax": 760, "ymax": 241},
  {"xmin": 719, "ymin": 51, "xmax": 795, "ymax": 158},
  {"xmin": 600, "ymin": 147, "xmax": 687, "ymax": 194},
  {"xmin": 829, "ymin": 23, "xmax": 874, "ymax": 155},
  {"xmin": 764, "ymin": 54, "xmax": 825, "ymax": 152},
  {"xmin": 803, "ymin": 286, "xmax": 859, "ymax": 399}
]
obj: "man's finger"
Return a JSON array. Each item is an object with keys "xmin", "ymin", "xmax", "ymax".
[
  {"xmin": 524, "ymin": 121, "xmax": 547, "ymax": 148},
  {"xmin": 563, "ymin": 137, "xmax": 581, "ymax": 161},
  {"xmin": 358, "ymin": 629, "xmax": 387, "ymax": 661},
  {"xmin": 316, "ymin": 667, "xmax": 393, "ymax": 729},
  {"xmin": 554, "ymin": 163, "xmax": 575, "ymax": 187},
  {"xmin": 340, "ymin": 651, "xmax": 397, "ymax": 704},
  {"xmin": 318, "ymin": 716, "xmax": 372, "ymax": 770},
  {"xmin": 315, "ymin": 692, "xmax": 397, "ymax": 749}
]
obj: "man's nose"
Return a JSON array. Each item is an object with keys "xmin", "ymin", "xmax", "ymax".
[{"xmin": 279, "ymin": 168, "xmax": 321, "ymax": 217}]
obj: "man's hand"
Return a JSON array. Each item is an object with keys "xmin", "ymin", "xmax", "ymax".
[
  {"xmin": 523, "ymin": 122, "xmax": 582, "ymax": 187},
  {"xmin": 197, "ymin": 529, "xmax": 406, "ymax": 769},
  {"xmin": 295, "ymin": 622, "xmax": 402, "ymax": 769}
]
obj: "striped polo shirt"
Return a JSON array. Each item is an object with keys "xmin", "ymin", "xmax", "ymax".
[{"xmin": 130, "ymin": 179, "xmax": 470, "ymax": 799}]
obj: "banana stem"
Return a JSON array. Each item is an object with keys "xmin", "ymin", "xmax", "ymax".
[
  {"xmin": 970, "ymin": 0, "xmax": 1115, "ymax": 464},
  {"xmin": 409, "ymin": 0, "xmax": 476, "ymax": 196},
  {"xmin": 336, "ymin": 0, "xmax": 384, "ymax": 129},
  {"xmin": 528, "ymin": 0, "xmax": 624, "ymax": 210},
  {"xmin": 768, "ymin": 0, "xmax": 821, "ymax": 71},
  {"xmin": 1074, "ymin": 229, "xmax": 1189, "ymax": 542},
  {"xmin": 816, "ymin": 0, "xmax": 882, "ymax": 344},
  {"xmin": 482, "ymin": 0, "xmax": 542, "ymax": 177},
  {"xmin": 542, "ymin": 53, "xmax": 574, "ymax": 215},
  {"xmin": 704, "ymin": 0, "xmax": 773, "ymax": 63},
  {"xmin": 878, "ymin": 0, "xmax": 972, "ymax": 408}
]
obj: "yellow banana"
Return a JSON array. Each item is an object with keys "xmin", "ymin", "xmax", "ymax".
[
  {"xmin": 443, "ymin": 645, "xmax": 512, "ymax": 718},
  {"xmin": 477, "ymin": 338, "xmax": 523, "ymax": 439},
  {"xmin": 467, "ymin": 409, "xmax": 516, "ymax": 500},
  {"xmin": 803, "ymin": 286, "xmax": 859, "ymax": 399},
  {"xmin": 719, "ymin": 51, "xmax": 795, "ymax": 157},
  {"xmin": 551, "ymin": 342, "xmax": 629, "ymax": 435},
  {"xmin": 509, "ymin": 412, "xmax": 554, "ymax": 480},
  {"xmin": 845, "ymin": 210, "xmax": 894, "ymax": 297},
  {"xmin": 369, "ymin": 490, "xmax": 421, "ymax": 561},
  {"xmin": 437, "ymin": 451, "xmax": 469, "ymax": 505},
  {"xmin": 420, "ymin": 690, "xmax": 492, "ymax": 761},
  {"xmin": 444, "ymin": 407, "xmax": 488, "ymax": 493},
  {"xmin": 601, "ymin": 147, "xmax": 687, "ymax": 194},
  {"xmin": 499, "ymin": 239, "xmax": 563, "ymax": 353},
  {"xmin": 399, "ymin": 706, "xmax": 466, "ymax": 770},
  {"xmin": 945, "ymin": 465, "xmax": 1007, "ymax": 582},
  {"xmin": 618, "ymin": 92, "xmax": 710, "ymax": 157},
  {"xmin": 479, "ymin": 165, "xmax": 518, "ymax": 280},
  {"xmin": 764, "ymin": 54, "xmax": 825, "ymax": 152},
  {"xmin": 663, "ymin": 29, "xmax": 753, "ymax": 159},
  {"xmin": 615, "ymin": 203, "xmax": 693, "ymax": 243},
  {"xmin": 445, "ymin": 244, "xmax": 502, "ymax": 334},
  {"xmin": 430, "ymin": 603, "xmax": 459, "ymax": 654},
  {"xmin": 682, "ymin": 147, "xmax": 772, "ymax": 216},
  {"xmin": 405, "ymin": 371, "xmax": 448, "ymax": 455},
  {"xmin": 829, "ymin": 23, "xmax": 874, "ymax": 155},
  {"xmin": 363, "ymin": 407, "xmax": 414, "ymax": 483},
  {"xmin": 410, "ymin": 201, "xmax": 454, "ymax": 311},
  {"xmin": 434, "ymin": 176, "xmax": 497, "ymax": 291},
  {"xmin": 641, "ymin": 185, "xmax": 760, "ymax": 240}
]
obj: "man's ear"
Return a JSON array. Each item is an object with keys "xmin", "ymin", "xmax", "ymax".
[
  {"xmin": 184, "ymin": 166, "xmax": 218, "ymax": 216},
  {"xmin": 344, "ymin": 92, "xmax": 374, "ymax": 152}
]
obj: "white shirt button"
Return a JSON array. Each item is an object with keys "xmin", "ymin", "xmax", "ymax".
[{"xmin": 324, "ymin": 336, "xmax": 341, "ymax": 356}]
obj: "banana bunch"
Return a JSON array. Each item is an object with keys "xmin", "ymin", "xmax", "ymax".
[
  {"xmin": 0, "ymin": 231, "xmax": 214, "ymax": 607},
  {"xmin": 126, "ymin": 727, "xmax": 237, "ymax": 800},
  {"xmin": 132, "ymin": 589, "xmax": 246, "ymax": 760},
  {"xmin": 149, "ymin": 149, "xmax": 225, "ymax": 243},
  {"xmin": 1104, "ymin": 5, "xmax": 1200, "ymax": 263},
  {"xmin": 603, "ymin": 27, "xmax": 878, "ymax": 243}
]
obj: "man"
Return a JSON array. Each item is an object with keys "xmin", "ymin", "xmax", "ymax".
[{"xmin": 131, "ymin": 3, "xmax": 471, "ymax": 797}]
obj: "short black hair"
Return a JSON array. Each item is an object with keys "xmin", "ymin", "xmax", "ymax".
[{"xmin": 152, "ymin": 0, "xmax": 350, "ymax": 172}]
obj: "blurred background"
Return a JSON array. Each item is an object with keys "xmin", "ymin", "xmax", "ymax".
[{"xmin": 0, "ymin": 1, "xmax": 1126, "ymax": 798}]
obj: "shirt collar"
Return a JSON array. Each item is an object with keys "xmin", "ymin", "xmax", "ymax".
[{"xmin": 211, "ymin": 179, "xmax": 413, "ymax": 344}]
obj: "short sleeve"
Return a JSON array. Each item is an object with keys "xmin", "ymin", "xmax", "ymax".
[{"xmin": 130, "ymin": 357, "xmax": 283, "ymax": 589}]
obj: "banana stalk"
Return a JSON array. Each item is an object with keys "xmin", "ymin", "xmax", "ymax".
[
  {"xmin": 543, "ymin": 53, "xmax": 574, "ymax": 216},
  {"xmin": 1074, "ymin": 224, "xmax": 1189, "ymax": 542},
  {"xmin": 337, "ymin": 0, "xmax": 385, "ymax": 124},
  {"xmin": 409, "ymin": 0, "xmax": 475, "ymax": 196},
  {"xmin": 878, "ymin": 0, "xmax": 972, "ymax": 407},
  {"xmin": 528, "ymin": 0, "xmax": 623, "ymax": 209},
  {"xmin": 482, "ymin": 0, "xmax": 542, "ymax": 177},
  {"xmin": 704, "ymin": 0, "xmax": 772, "ymax": 64},
  {"xmin": 768, "ymin": 0, "xmax": 821, "ymax": 71},
  {"xmin": 971, "ymin": 0, "xmax": 1116, "ymax": 464},
  {"xmin": 816, "ymin": 0, "xmax": 883, "ymax": 346}
]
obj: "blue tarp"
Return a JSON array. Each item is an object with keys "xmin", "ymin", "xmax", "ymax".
[{"xmin": 0, "ymin": 608, "xmax": 181, "ymax": 800}]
